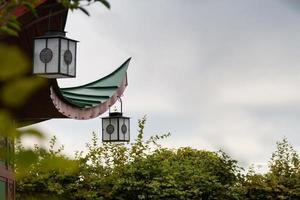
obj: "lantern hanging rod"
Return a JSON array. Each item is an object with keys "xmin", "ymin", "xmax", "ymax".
[
  {"xmin": 109, "ymin": 96, "xmax": 123, "ymax": 114},
  {"xmin": 47, "ymin": 9, "xmax": 52, "ymax": 31},
  {"xmin": 24, "ymin": 8, "xmax": 68, "ymax": 29},
  {"xmin": 118, "ymin": 96, "xmax": 123, "ymax": 113}
]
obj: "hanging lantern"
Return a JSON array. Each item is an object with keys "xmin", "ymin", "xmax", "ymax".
[
  {"xmin": 102, "ymin": 97, "xmax": 130, "ymax": 142},
  {"xmin": 33, "ymin": 31, "xmax": 78, "ymax": 78}
]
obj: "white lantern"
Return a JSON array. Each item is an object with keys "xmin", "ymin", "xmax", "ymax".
[
  {"xmin": 102, "ymin": 112, "xmax": 130, "ymax": 142},
  {"xmin": 33, "ymin": 31, "xmax": 78, "ymax": 78},
  {"xmin": 102, "ymin": 97, "xmax": 130, "ymax": 142}
]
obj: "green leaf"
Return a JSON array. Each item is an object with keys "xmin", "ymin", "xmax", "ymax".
[
  {"xmin": 78, "ymin": 6, "xmax": 90, "ymax": 16},
  {"xmin": 0, "ymin": 26, "xmax": 18, "ymax": 36},
  {"xmin": 15, "ymin": 149, "xmax": 39, "ymax": 178},
  {"xmin": 95, "ymin": 0, "xmax": 111, "ymax": 9},
  {"xmin": 0, "ymin": 44, "xmax": 29, "ymax": 80},
  {"xmin": 22, "ymin": 2, "xmax": 38, "ymax": 18},
  {"xmin": 1, "ymin": 77, "xmax": 46, "ymax": 107},
  {"xmin": 0, "ymin": 111, "xmax": 18, "ymax": 139},
  {"xmin": 7, "ymin": 20, "xmax": 21, "ymax": 31},
  {"xmin": 39, "ymin": 155, "xmax": 80, "ymax": 173},
  {"xmin": 20, "ymin": 128, "xmax": 45, "ymax": 139}
]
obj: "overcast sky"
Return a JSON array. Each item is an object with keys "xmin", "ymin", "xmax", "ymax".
[{"xmin": 28, "ymin": 0, "xmax": 300, "ymax": 170}]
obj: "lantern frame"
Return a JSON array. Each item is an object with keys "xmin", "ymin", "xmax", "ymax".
[
  {"xmin": 33, "ymin": 30, "xmax": 78, "ymax": 78},
  {"xmin": 102, "ymin": 112, "xmax": 130, "ymax": 142},
  {"xmin": 102, "ymin": 97, "xmax": 130, "ymax": 142}
]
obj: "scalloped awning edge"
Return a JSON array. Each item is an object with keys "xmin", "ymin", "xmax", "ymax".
[{"xmin": 50, "ymin": 76, "xmax": 127, "ymax": 120}]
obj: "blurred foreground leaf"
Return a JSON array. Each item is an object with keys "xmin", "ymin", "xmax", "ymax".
[
  {"xmin": 22, "ymin": 2, "xmax": 38, "ymax": 18},
  {"xmin": 95, "ymin": 0, "xmax": 110, "ymax": 9},
  {"xmin": 39, "ymin": 155, "xmax": 79, "ymax": 173},
  {"xmin": 15, "ymin": 149, "xmax": 38, "ymax": 174},
  {"xmin": 1, "ymin": 76, "xmax": 46, "ymax": 107},
  {"xmin": 0, "ymin": 44, "xmax": 29, "ymax": 80},
  {"xmin": 0, "ymin": 25, "xmax": 19, "ymax": 36},
  {"xmin": 20, "ymin": 128, "xmax": 45, "ymax": 139},
  {"xmin": 0, "ymin": 110, "xmax": 18, "ymax": 138}
]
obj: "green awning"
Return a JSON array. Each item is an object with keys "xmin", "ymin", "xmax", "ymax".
[{"xmin": 59, "ymin": 58, "xmax": 130, "ymax": 108}]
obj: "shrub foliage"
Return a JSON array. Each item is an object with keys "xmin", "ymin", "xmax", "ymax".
[{"xmin": 16, "ymin": 118, "xmax": 300, "ymax": 199}]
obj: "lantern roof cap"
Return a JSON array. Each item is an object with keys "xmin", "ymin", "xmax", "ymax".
[
  {"xmin": 109, "ymin": 112, "xmax": 122, "ymax": 117},
  {"xmin": 102, "ymin": 112, "xmax": 130, "ymax": 119},
  {"xmin": 34, "ymin": 30, "xmax": 79, "ymax": 42},
  {"xmin": 45, "ymin": 30, "xmax": 66, "ymax": 37}
]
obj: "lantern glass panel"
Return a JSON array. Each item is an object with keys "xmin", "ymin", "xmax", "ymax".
[
  {"xmin": 68, "ymin": 41, "xmax": 76, "ymax": 76},
  {"xmin": 102, "ymin": 118, "xmax": 110, "ymax": 141},
  {"xmin": 60, "ymin": 38, "xmax": 68, "ymax": 74},
  {"xmin": 102, "ymin": 117, "xmax": 118, "ymax": 141},
  {"xmin": 46, "ymin": 38, "xmax": 59, "ymax": 73},
  {"xmin": 33, "ymin": 39, "xmax": 46, "ymax": 74},
  {"xmin": 118, "ymin": 117, "xmax": 130, "ymax": 141}
]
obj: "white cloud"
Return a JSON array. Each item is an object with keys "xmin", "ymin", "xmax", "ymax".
[{"xmin": 28, "ymin": 0, "xmax": 300, "ymax": 169}]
